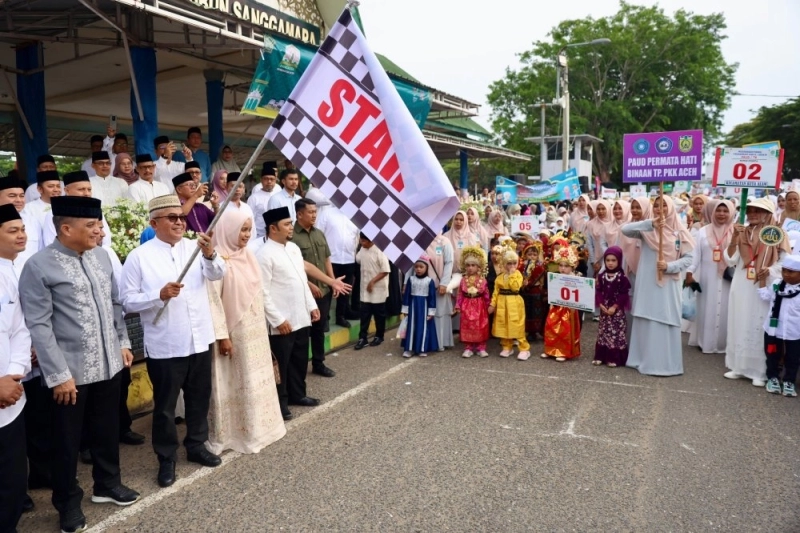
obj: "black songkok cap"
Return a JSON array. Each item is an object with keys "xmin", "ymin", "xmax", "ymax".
[
  {"xmin": 37, "ymin": 154, "xmax": 55, "ymax": 166},
  {"xmin": 92, "ymin": 151, "xmax": 110, "ymax": 162},
  {"xmin": 37, "ymin": 170, "xmax": 60, "ymax": 185},
  {"xmin": 0, "ymin": 203, "xmax": 21, "ymax": 225},
  {"xmin": 63, "ymin": 171, "xmax": 90, "ymax": 186},
  {"xmin": 0, "ymin": 179, "xmax": 26, "ymax": 191},
  {"xmin": 261, "ymin": 161, "xmax": 277, "ymax": 177},
  {"xmin": 90, "ymin": 135, "xmax": 104, "ymax": 144},
  {"xmin": 263, "ymin": 206, "xmax": 291, "ymax": 227},
  {"xmin": 172, "ymin": 172, "xmax": 193, "ymax": 188},
  {"xmin": 226, "ymin": 172, "xmax": 241, "ymax": 183},
  {"xmin": 185, "ymin": 161, "xmax": 201, "ymax": 171},
  {"xmin": 135, "ymin": 154, "xmax": 153, "ymax": 164},
  {"xmin": 153, "ymin": 135, "xmax": 169, "ymax": 147},
  {"xmin": 51, "ymin": 196, "xmax": 102, "ymax": 220}
]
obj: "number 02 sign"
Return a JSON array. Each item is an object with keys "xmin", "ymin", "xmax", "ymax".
[
  {"xmin": 712, "ymin": 147, "xmax": 785, "ymax": 189},
  {"xmin": 547, "ymin": 273, "xmax": 595, "ymax": 313}
]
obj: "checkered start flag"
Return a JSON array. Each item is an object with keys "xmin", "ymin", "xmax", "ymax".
[{"xmin": 265, "ymin": 7, "xmax": 460, "ymax": 272}]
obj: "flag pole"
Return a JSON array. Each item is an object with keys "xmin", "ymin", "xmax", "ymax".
[
  {"xmin": 658, "ymin": 181, "xmax": 664, "ymax": 282},
  {"xmin": 153, "ymin": 135, "xmax": 270, "ymax": 324}
]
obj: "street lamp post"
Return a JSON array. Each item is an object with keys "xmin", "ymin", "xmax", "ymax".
[{"xmin": 555, "ymin": 38, "xmax": 611, "ymax": 173}]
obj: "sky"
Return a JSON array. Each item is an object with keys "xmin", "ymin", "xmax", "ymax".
[{"xmin": 358, "ymin": 0, "xmax": 800, "ymax": 139}]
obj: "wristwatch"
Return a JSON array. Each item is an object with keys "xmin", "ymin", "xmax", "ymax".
[{"xmin": 203, "ymin": 251, "xmax": 217, "ymax": 261}]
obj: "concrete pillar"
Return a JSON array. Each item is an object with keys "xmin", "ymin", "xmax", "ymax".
[
  {"xmin": 15, "ymin": 43, "xmax": 48, "ymax": 184},
  {"xmin": 129, "ymin": 46, "xmax": 158, "ymax": 158},
  {"xmin": 204, "ymin": 69, "xmax": 224, "ymax": 165}
]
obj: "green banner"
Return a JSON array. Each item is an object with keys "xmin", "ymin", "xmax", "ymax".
[
  {"xmin": 241, "ymin": 35, "xmax": 431, "ymax": 128},
  {"xmin": 241, "ymin": 35, "xmax": 317, "ymax": 119}
]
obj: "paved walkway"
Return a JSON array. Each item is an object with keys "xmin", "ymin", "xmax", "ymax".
[{"xmin": 18, "ymin": 323, "xmax": 800, "ymax": 532}]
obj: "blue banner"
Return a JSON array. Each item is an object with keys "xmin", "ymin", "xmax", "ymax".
[{"xmin": 495, "ymin": 168, "xmax": 580, "ymax": 205}]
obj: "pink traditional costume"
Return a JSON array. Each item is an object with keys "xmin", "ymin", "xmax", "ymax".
[{"xmin": 454, "ymin": 246, "xmax": 491, "ymax": 357}]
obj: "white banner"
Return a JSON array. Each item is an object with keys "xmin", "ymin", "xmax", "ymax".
[
  {"xmin": 547, "ymin": 272, "xmax": 595, "ymax": 312},
  {"xmin": 510, "ymin": 215, "xmax": 539, "ymax": 235},
  {"xmin": 630, "ymin": 184, "xmax": 647, "ymax": 198},
  {"xmin": 712, "ymin": 147, "xmax": 784, "ymax": 189},
  {"xmin": 265, "ymin": 8, "xmax": 459, "ymax": 271}
]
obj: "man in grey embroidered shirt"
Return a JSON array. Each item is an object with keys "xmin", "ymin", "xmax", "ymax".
[{"xmin": 19, "ymin": 196, "xmax": 140, "ymax": 533}]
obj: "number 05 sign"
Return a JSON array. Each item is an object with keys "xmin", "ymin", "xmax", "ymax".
[
  {"xmin": 712, "ymin": 147, "xmax": 785, "ymax": 189},
  {"xmin": 547, "ymin": 273, "xmax": 595, "ymax": 312}
]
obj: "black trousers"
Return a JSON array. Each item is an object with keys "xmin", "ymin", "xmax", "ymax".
[
  {"xmin": 51, "ymin": 372, "xmax": 122, "ymax": 514},
  {"xmin": 359, "ymin": 302, "xmax": 386, "ymax": 340},
  {"xmin": 118, "ymin": 366, "xmax": 133, "ymax": 435},
  {"xmin": 0, "ymin": 413, "xmax": 27, "ymax": 533},
  {"xmin": 23, "ymin": 377, "xmax": 53, "ymax": 489},
  {"xmin": 146, "ymin": 349, "xmax": 211, "ymax": 462},
  {"xmin": 764, "ymin": 333, "xmax": 800, "ymax": 383},
  {"xmin": 332, "ymin": 263, "xmax": 357, "ymax": 319},
  {"xmin": 310, "ymin": 292, "xmax": 332, "ymax": 368},
  {"xmin": 270, "ymin": 327, "xmax": 310, "ymax": 411}
]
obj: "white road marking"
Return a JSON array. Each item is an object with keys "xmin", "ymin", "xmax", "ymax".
[
  {"xmin": 88, "ymin": 359, "xmax": 417, "ymax": 532},
  {"xmin": 538, "ymin": 417, "xmax": 640, "ymax": 448},
  {"xmin": 681, "ymin": 443, "xmax": 697, "ymax": 454}
]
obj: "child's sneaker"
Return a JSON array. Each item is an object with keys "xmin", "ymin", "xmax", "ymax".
[
  {"xmin": 402, "ymin": 351, "xmax": 412, "ymax": 358},
  {"xmin": 478, "ymin": 350, "xmax": 489, "ymax": 358},
  {"xmin": 418, "ymin": 353, "xmax": 427, "ymax": 358},
  {"xmin": 782, "ymin": 381, "xmax": 797, "ymax": 397},
  {"xmin": 499, "ymin": 349, "xmax": 512, "ymax": 358},
  {"xmin": 556, "ymin": 357, "xmax": 566, "ymax": 362},
  {"xmin": 517, "ymin": 351, "xmax": 531, "ymax": 361},
  {"xmin": 540, "ymin": 353, "xmax": 548, "ymax": 359},
  {"xmin": 462, "ymin": 350, "xmax": 473, "ymax": 358},
  {"xmin": 766, "ymin": 378, "xmax": 782, "ymax": 394}
]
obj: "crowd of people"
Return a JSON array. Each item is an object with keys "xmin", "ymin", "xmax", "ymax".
[{"xmin": 2, "ymin": 134, "xmax": 800, "ymax": 533}]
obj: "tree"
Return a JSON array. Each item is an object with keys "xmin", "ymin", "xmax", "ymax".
[
  {"xmin": 723, "ymin": 97, "xmax": 800, "ymax": 182},
  {"xmin": 487, "ymin": 1, "xmax": 737, "ymax": 185}
]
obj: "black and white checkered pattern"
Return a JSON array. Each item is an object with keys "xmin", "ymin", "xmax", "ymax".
[{"xmin": 266, "ymin": 9, "xmax": 434, "ymax": 272}]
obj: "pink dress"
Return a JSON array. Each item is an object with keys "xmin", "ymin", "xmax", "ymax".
[{"xmin": 456, "ymin": 276, "xmax": 490, "ymax": 344}]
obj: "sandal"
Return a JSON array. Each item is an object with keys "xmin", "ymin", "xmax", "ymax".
[{"xmin": 607, "ymin": 363, "xmax": 617, "ymax": 368}]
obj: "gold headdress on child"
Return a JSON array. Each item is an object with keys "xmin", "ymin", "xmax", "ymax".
[
  {"xmin": 460, "ymin": 245, "xmax": 488, "ymax": 277},
  {"xmin": 522, "ymin": 240, "xmax": 543, "ymax": 257},
  {"xmin": 553, "ymin": 245, "xmax": 579, "ymax": 268}
]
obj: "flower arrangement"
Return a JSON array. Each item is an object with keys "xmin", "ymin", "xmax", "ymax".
[{"xmin": 102, "ymin": 198, "xmax": 149, "ymax": 263}]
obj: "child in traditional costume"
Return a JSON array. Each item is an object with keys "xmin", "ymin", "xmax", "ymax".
[
  {"xmin": 519, "ymin": 241, "xmax": 548, "ymax": 339},
  {"xmin": 454, "ymin": 245, "xmax": 491, "ymax": 358},
  {"xmin": 489, "ymin": 246, "xmax": 530, "ymax": 360},
  {"xmin": 592, "ymin": 246, "xmax": 631, "ymax": 367},
  {"xmin": 401, "ymin": 257, "xmax": 439, "ymax": 358},
  {"xmin": 541, "ymin": 246, "xmax": 582, "ymax": 361}
]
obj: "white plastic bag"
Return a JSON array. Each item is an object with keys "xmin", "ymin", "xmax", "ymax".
[
  {"xmin": 396, "ymin": 316, "xmax": 408, "ymax": 339},
  {"xmin": 681, "ymin": 286, "xmax": 696, "ymax": 321}
]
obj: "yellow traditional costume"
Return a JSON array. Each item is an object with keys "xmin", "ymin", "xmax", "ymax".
[
  {"xmin": 491, "ymin": 244, "xmax": 530, "ymax": 359},
  {"xmin": 542, "ymin": 246, "xmax": 582, "ymax": 361}
]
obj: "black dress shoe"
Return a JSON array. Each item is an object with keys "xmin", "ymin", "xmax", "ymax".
[
  {"xmin": 120, "ymin": 431, "xmax": 145, "ymax": 445},
  {"xmin": 157, "ymin": 460, "xmax": 176, "ymax": 488},
  {"xmin": 79, "ymin": 449, "xmax": 93, "ymax": 465},
  {"xmin": 369, "ymin": 336, "xmax": 384, "ymax": 347},
  {"xmin": 187, "ymin": 448, "xmax": 222, "ymax": 468},
  {"xmin": 289, "ymin": 396, "xmax": 320, "ymax": 407},
  {"xmin": 335, "ymin": 318, "xmax": 351, "ymax": 328},
  {"xmin": 354, "ymin": 338, "xmax": 369, "ymax": 350},
  {"xmin": 312, "ymin": 365, "xmax": 336, "ymax": 378},
  {"xmin": 22, "ymin": 494, "xmax": 34, "ymax": 512},
  {"xmin": 282, "ymin": 411, "xmax": 293, "ymax": 421}
]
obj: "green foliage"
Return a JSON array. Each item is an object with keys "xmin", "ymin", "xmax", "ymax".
[
  {"xmin": 0, "ymin": 155, "xmax": 85, "ymax": 179},
  {"xmin": 723, "ymin": 97, "xmax": 800, "ymax": 181},
  {"xmin": 487, "ymin": 1, "xmax": 737, "ymax": 185}
]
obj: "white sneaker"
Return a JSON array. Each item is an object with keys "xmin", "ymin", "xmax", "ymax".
[
  {"xmin": 478, "ymin": 351, "xmax": 489, "ymax": 358},
  {"xmin": 418, "ymin": 353, "xmax": 427, "ymax": 358},
  {"xmin": 402, "ymin": 351, "xmax": 412, "ymax": 358},
  {"xmin": 723, "ymin": 371, "xmax": 742, "ymax": 380},
  {"xmin": 752, "ymin": 379, "xmax": 766, "ymax": 387},
  {"xmin": 462, "ymin": 350, "xmax": 473, "ymax": 358},
  {"xmin": 517, "ymin": 351, "xmax": 531, "ymax": 361},
  {"xmin": 499, "ymin": 349, "xmax": 512, "ymax": 358},
  {"xmin": 540, "ymin": 353, "xmax": 548, "ymax": 359}
]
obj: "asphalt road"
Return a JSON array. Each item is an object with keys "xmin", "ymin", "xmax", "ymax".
[{"xmin": 18, "ymin": 322, "xmax": 800, "ymax": 532}]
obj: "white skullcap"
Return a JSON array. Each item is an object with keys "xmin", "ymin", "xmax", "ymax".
[{"xmin": 783, "ymin": 254, "xmax": 800, "ymax": 272}]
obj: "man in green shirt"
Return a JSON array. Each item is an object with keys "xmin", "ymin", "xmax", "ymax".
[{"xmin": 293, "ymin": 198, "xmax": 336, "ymax": 378}]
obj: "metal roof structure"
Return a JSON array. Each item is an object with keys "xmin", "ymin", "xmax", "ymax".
[{"xmin": 0, "ymin": 0, "xmax": 528, "ymax": 163}]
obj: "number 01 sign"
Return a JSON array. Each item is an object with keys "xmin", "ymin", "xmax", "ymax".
[
  {"xmin": 712, "ymin": 147, "xmax": 785, "ymax": 189},
  {"xmin": 547, "ymin": 273, "xmax": 595, "ymax": 313}
]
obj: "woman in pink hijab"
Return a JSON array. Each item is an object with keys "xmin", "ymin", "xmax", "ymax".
[
  {"xmin": 211, "ymin": 169, "xmax": 229, "ymax": 203},
  {"xmin": 113, "ymin": 153, "xmax": 138, "ymax": 185}
]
